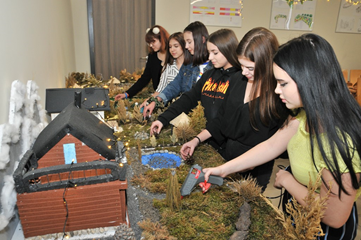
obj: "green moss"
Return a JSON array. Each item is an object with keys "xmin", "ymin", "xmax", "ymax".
[
  {"xmin": 248, "ymin": 198, "xmax": 286, "ymax": 240},
  {"xmin": 110, "ymin": 100, "xmax": 286, "ymax": 239},
  {"xmin": 156, "ymin": 188, "xmax": 242, "ymax": 240}
]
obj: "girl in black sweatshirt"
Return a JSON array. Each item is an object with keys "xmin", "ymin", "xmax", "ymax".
[
  {"xmin": 181, "ymin": 27, "xmax": 289, "ymax": 191},
  {"xmin": 150, "ymin": 29, "xmax": 242, "ymax": 152}
]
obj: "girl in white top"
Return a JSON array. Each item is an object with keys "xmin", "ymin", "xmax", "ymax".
[{"xmin": 140, "ymin": 32, "xmax": 186, "ymax": 109}]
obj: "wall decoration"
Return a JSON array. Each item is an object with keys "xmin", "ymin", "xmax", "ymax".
[
  {"xmin": 336, "ymin": 0, "xmax": 361, "ymax": 33},
  {"xmin": 270, "ymin": 0, "xmax": 317, "ymax": 31},
  {"xmin": 0, "ymin": 80, "xmax": 47, "ymax": 231},
  {"xmin": 189, "ymin": 0, "xmax": 243, "ymax": 27}
]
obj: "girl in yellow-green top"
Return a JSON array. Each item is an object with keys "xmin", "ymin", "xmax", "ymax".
[{"xmin": 202, "ymin": 34, "xmax": 361, "ymax": 239}]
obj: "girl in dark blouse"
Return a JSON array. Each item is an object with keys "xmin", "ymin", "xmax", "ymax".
[{"xmin": 115, "ymin": 25, "xmax": 169, "ymax": 100}]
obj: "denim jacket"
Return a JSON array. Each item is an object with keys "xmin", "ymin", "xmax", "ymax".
[{"xmin": 158, "ymin": 61, "xmax": 213, "ymax": 105}]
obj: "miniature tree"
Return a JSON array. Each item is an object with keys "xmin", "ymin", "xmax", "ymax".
[
  {"xmin": 150, "ymin": 134, "xmax": 157, "ymax": 147},
  {"xmin": 165, "ymin": 170, "xmax": 181, "ymax": 211},
  {"xmin": 133, "ymin": 105, "xmax": 145, "ymax": 124},
  {"xmin": 65, "ymin": 72, "xmax": 77, "ymax": 88},
  {"xmin": 116, "ymin": 100, "xmax": 128, "ymax": 124},
  {"xmin": 125, "ymin": 151, "xmax": 132, "ymax": 165},
  {"xmin": 137, "ymin": 139, "xmax": 142, "ymax": 162},
  {"xmin": 174, "ymin": 123, "xmax": 196, "ymax": 143},
  {"xmin": 108, "ymin": 80, "xmax": 119, "ymax": 99},
  {"xmin": 170, "ymin": 130, "xmax": 178, "ymax": 145},
  {"xmin": 228, "ymin": 176, "xmax": 262, "ymax": 203},
  {"xmin": 189, "ymin": 101, "xmax": 206, "ymax": 133},
  {"xmin": 123, "ymin": 98, "xmax": 132, "ymax": 109}
]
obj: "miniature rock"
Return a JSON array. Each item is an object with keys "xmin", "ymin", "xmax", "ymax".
[
  {"xmin": 235, "ymin": 202, "xmax": 251, "ymax": 231},
  {"xmin": 229, "ymin": 230, "xmax": 248, "ymax": 240}
]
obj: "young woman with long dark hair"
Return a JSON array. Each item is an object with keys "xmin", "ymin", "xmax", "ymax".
[
  {"xmin": 150, "ymin": 28, "xmax": 242, "ymax": 152},
  {"xmin": 142, "ymin": 21, "xmax": 212, "ymax": 117},
  {"xmin": 139, "ymin": 32, "xmax": 187, "ymax": 109},
  {"xmin": 180, "ymin": 27, "xmax": 288, "ymax": 190},
  {"xmin": 203, "ymin": 34, "xmax": 361, "ymax": 239}
]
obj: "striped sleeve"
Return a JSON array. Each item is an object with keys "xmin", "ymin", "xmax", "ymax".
[{"xmin": 156, "ymin": 61, "xmax": 180, "ymax": 93}]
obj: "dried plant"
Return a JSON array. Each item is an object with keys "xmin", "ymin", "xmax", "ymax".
[
  {"xmin": 138, "ymin": 218, "xmax": 176, "ymax": 240},
  {"xmin": 108, "ymin": 81, "xmax": 119, "ymax": 99},
  {"xmin": 277, "ymin": 172, "xmax": 329, "ymax": 239},
  {"xmin": 189, "ymin": 102, "xmax": 206, "ymax": 133},
  {"xmin": 133, "ymin": 105, "xmax": 146, "ymax": 124},
  {"xmin": 78, "ymin": 72, "xmax": 105, "ymax": 88},
  {"xmin": 123, "ymin": 98, "xmax": 132, "ymax": 109},
  {"xmin": 125, "ymin": 151, "xmax": 134, "ymax": 165},
  {"xmin": 174, "ymin": 123, "xmax": 196, "ymax": 143},
  {"xmin": 116, "ymin": 100, "xmax": 128, "ymax": 124},
  {"xmin": 165, "ymin": 171, "xmax": 181, "ymax": 211},
  {"xmin": 65, "ymin": 72, "xmax": 78, "ymax": 88},
  {"xmin": 131, "ymin": 174, "xmax": 152, "ymax": 190},
  {"xmin": 119, "ymin": 68, "xmax": 143, "ymax": 83},
  {"xmin": 150, "ymin": 135, "xmax": 157, "ymax": 147},
  {"xmin": 170, "ymin": 130, "xmax": 178, "ymax": 145},
  {"xmin": 228, "ymin": 176, "xmax": 262, "ymax": 202},
  {"xmin": 137, "ymin": 139, "xmax": 142, "ymax": 162}
]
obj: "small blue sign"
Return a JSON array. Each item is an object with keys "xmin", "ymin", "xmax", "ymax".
[{"xmin": 63, "ymin": 143, "xmax": 77, "ymax": 164}]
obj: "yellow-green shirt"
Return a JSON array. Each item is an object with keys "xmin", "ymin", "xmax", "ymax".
[{"xmin": 287, "ymin": 109, "xmax": 361, "ymax": 199}]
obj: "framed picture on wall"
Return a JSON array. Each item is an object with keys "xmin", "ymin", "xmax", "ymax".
[
  {"xmin": 336, "ymin": 0, "xmax": 361, "ymax": 33},
  {"xmin": 270, "ymin": 0, "xmax": 317, "ymax": 31},
  {"xmin": 189, "ymin": 0, "xmax": 243, "ymax": 27}
]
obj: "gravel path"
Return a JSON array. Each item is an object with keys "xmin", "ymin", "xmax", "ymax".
[{"xmin": 126, "ymin": 149, "xmax": 165, "ymax": 240}]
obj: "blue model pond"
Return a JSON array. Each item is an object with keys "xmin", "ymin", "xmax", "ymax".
[{"xmin": 141, "ymin": 152, "xmax": 182, "ymax": 169}]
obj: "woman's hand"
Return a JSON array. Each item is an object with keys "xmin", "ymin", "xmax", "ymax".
[
  {"xmin": 115, "ymin": 93, "xmax": 126, "ymax": 101},
  {"xmin": 274, "ymin": 169, "xmax": 293, "ymax": 189},
  {"xmin": 143, "ymin": 101, "xmax": 156, "ymax": 118},
  {"xmin": 180, "ymin": 138, "xmax": 199, "ymax": 160},
  {"xmin": 139, "ymin": 99, "xmax": 149, "ymax": 113},
  {"xmin": 150, "ymin": 120, "xmax": 163, "ymax": 136},
  {"xmin": 202, "ymin": 167, "xmax": 225, "ymax": 184}
]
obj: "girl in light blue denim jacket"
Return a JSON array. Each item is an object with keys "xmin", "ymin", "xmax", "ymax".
[{"xmin": 142, "ymin": 21, "xmax": 212, "ymax": 117}]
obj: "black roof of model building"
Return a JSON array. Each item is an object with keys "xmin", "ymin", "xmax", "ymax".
[{"xmin": 32, "ymin": 100, "xmax": 115, "ymax": 160}]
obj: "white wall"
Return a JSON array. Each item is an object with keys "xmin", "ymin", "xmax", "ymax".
[
  {"xmin": 0, "ymin": 1, "xmax": 81, "ymax": 239},
  {"xmin": 155, "ymin": 0, "xmax": 361, "ymax": 73},
  {"xmin": 71, "ymin": 0, "xmax": 91, "ymax": 73},
  {"xmin": 0, "ymin": 0, "xmax": 78, "ymax": 125}
]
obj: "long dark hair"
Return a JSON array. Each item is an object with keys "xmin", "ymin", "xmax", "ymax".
[
  {"xmin": 207, "ymin": 29, "xmax": 242, "ymax": 70},
  {"xmin": 183, "ymin": 21, "xmax": 209, "ymax": 66},
  {"xmin": 145, "ymin": 25, "xmax": 169, "ymax": 54},
  {"xmin": 163, "ymin": 32, "xmax": 187, "ymax": 73},
  {"xmin": 236, "ymin": 27, "xmax": 282, "ymax": 129},
  {"xmin": 274, "ymin": 33, "xmax": 361, "ymax": 196}
]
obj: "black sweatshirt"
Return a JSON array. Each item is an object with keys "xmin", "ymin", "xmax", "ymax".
[
  {"xmin": 126, "ymin": 52, "xmax": 162, "ymax": 98},
  {"xmin": 158, "ymin": 67, "xmax": 241, "ymax": 127},
  {"xmin": 206, "ymin": 75, "xmax": 285, "ymax": 160}
]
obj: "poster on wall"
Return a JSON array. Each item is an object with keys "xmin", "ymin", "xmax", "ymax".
[
  {"xmin": 336, "ymin": 0, "xmax": 361, "ymax": 33},
  {"xmin": 189, "ymin": 0, "xmax": 243, "ymax": 27},
  {"xmin": 270, "ymin": 0, "xmax": 317, "ymax": 31}
]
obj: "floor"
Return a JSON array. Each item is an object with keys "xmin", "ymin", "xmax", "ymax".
[{"xmin": 11, "ymin": 158, "xmax": 361, "ymax": 240}]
